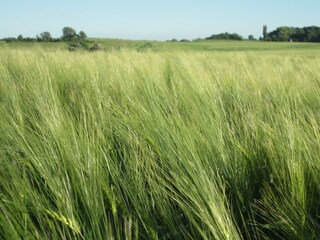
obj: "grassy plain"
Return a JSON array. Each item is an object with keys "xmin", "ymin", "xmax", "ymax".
[
  {"xmin": 2, "ymin": 38, "xmax": 320, "ymax": 54},
  {"xmin": 1, "ymin": 40, "xmax": 320, "ymax": 239}
]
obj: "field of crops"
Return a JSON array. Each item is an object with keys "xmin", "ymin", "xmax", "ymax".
[{"xmin": 1, "ymin": 43, "xmax": 320, "ymax": 239}]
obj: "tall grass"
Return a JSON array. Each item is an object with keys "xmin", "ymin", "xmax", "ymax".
[{"xmin": 1, "ymin": 48, "xmax": 320, "ymax": 239}]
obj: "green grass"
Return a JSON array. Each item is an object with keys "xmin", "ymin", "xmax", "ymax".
[
  {"xmin": 1, "ymin": 45, "xmax": 320, "ymax": 239},
  {"xmin": 2, "ymin": 38, "xmax": 320, "ymax": 55},
  {"xmin": 91, "ymin": 39, "xmax": 320, "ymax": 54},
  {"xmin": 0, "ymin": 41, "xmax": 66, "ymax": 50}
]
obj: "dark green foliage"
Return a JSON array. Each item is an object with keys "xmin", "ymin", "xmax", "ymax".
[
  {"xmin": 3, "ymin": 37, "xmax": 17, "ymax": 43},
  {"xmin": 79, "ymin": 40, "xmax": 89, "ymax": 49},
  {"xmin": 263, "ymin": 25, "xmax": 268, "ymax": 41},
  {"xmin": 79, "ymin": 31, "xmax": 87, "ymax": 39},
  {"xmin": 0, "ymin": 28, "xmax": 86, "ymax": 43},
  {"xmin": 67, "ymin": 42, "xmax": 81, "ymax": 51},
  {"xmin": 17, "ymin": 34, "xmax": 23, "ymax": 41},
  {"xmin": 23, "ymin": 37, "xmax": 37, "ymax": 42},
  {"xmin": 59, "ymin": 27, "xmax": 93, "ymax": 51},
  {"xmin": 206, "ymin": 32, "xmax": 243, "ymax": 40},
  {"xmin": 265, "ymin": 26, "xmax": 320, "ymax": 42},
  {"xmin": 49, "ymin": 38, "xmax": 63, "ymax": 42},
  {"xmin": 62, "ymin": 27, "xmax": 77, "ymax": 41},
  {"xmin": 248, "ymin": 35, "xmax": 255, "ymax": 40},
  {"xmin": 39, "ymin": 32, "xmax": 52, "ymax": 42},
  {"xmin": 66, "ymin": 41, "xmax": 102, "ymax": 52}
]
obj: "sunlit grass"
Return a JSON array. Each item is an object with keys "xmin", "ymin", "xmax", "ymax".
[{"xmin": 1, "ymin": 48, "xmax": 320, "ymax": 239}]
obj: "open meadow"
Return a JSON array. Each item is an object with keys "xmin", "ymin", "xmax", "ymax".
[{"xmin": 1, "ymin": 40, "xmax": 320, "ymax": 239}]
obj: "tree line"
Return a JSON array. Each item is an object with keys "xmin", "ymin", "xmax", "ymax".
[
  {"xmin": 263, "ymin": 25, "xmax": 320, "ymax": 42},
  {"xmin": 3, "ymin": 25, "xmax": 320, "ymax": 43},
  {"xmin": 204, "ymin": 25, "xmax": 320, "ymax": 42},
  {"xmin": 2, "ymin": 27, "xmax": 87, "ymax": 43},
  {"xmin": 206, "ymin": 33, "xmax": 244, "ymax": 41},
  {"xmin": 2, "ymin": 27, "xmax": 103, "ymax": 51}
]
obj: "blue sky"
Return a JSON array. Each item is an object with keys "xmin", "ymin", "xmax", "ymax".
[{"xmin": 0, "ymin": 0, "xmax": 319, "ymax": 40}]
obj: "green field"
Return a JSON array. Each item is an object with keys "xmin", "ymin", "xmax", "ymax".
[
  {"xmin": 1, "ymin": 41, "xmax": 320, "ymax": 239},
  {"xmin": 2, "ymin": 38, "xmax": 320, "ymax": 54}
]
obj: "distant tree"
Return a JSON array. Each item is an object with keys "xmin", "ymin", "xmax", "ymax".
[
  {"xmin": 270, "ymin": 27, "xmax": 292, "ymax": 41},
  {"xmin": 263, "ymin": 25, "xmax": 268, "ymax": 41},
  {"xmin": 291, "ymin": 28, "xmax": 305, "ymax": 42},
  {"xmin": 3, "ymin": 37, "xmax": 16, "ymax": 43},
  {"xmin": 17, "ymin": 34, "xmax": 23, "ymax": 41},
  {"xmin": 39, "ymin": 32, "xmax": 52, "ymax": 42},
  {"xmin": 303, "ymin": 26, "xmax": 320, "ymax": 42},
  {"xmin": 78, "ymin": 31, "xmax": 87, "ymax": 39},
  {"xmin": 206, "ymin": 32, "xmax": 243, "ymax": 40},
  {"xmin": 62, "ymin": 27, "xmax": 77, "ymax": 41},
  {"xmin": 248, "ymin": 35, "xmax": 255, "ymax": 40},
  {"xmin": 267, "ymin": 26, "xmax": 320, "ymax": 42},
  {"xmin": 24, "ymin": 37, "xmax": 37, "ymax": 42}
]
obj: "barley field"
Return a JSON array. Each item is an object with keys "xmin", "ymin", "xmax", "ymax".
[{"xmin": 1, "ymin": 45, "xmax": 320, "ymax": 239}]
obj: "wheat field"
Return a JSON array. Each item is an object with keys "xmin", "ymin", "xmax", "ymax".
[{"xmin": 1, "ymin": 48, "xmax": 320, "ymax": 239}]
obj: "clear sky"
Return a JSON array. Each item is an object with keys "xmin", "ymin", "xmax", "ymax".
[{"xmin": 0, "ymin": 0, "xmax": 319, "ymax": 40}]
